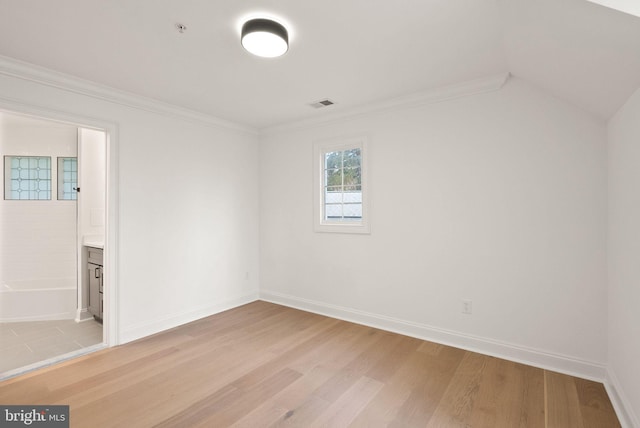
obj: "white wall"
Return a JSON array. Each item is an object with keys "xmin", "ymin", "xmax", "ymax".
[
  {"xmin": 0, "ymin": 114, "xmax": 77, "ymax": 286},
  {"xmin": 607, "ymin": 86, "xmax": 640, "ymax": 427},
  {"xmin": 117, "ymin": 112, "xmax": 259, "ymax": 341},
  {"xmin": 260, "ymin": 77, "xmax": 608, "ymax": 376},
  {"xmin": 79, "ymin": 127, "xmax": 106, "ymax": 241},
  {"xmin": 0, "ymin": 60, "xmax": 260, "ymax": 344}
]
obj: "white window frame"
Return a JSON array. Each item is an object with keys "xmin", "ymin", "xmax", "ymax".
[{"xmin": 313, "ymin": 136, "xmax": 370, "ymax": 234}]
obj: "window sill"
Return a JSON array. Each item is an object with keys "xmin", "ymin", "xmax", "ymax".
[{"xmin": 314, "ymin": 222, "xmax": 370, "ymax": 234}]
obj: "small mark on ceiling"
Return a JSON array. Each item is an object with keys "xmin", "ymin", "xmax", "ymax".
[{"xmin": 309, "ymin": 99, "xmax": 335, "ymax": 109}]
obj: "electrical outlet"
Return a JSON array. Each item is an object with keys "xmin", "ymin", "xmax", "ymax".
[{"xmin": 462, "ymin": 299, "xmax": 473, "ymax": 315}]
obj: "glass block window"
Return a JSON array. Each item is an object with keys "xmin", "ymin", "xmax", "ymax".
[
  {"xmin": 58, "ymin": 157, "xmax": 78, "ymax": 200},
  {"xmin": 4, "ymin": 156, "xmax": 52, "ymax": 200},
  {"xmin": 313, "ymin": 137, "xmax": 369, "ymax": 234}
]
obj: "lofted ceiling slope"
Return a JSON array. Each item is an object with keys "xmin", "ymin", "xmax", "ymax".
[{"xmin": 0, "ymin": 0, "xmax": 638, "ymax": 130}]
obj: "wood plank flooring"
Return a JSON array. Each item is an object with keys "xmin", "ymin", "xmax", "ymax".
[{"xmin": 0, "ymin": 301, "xmax": 620, "ymax": 427}]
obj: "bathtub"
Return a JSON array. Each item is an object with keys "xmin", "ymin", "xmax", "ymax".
[{"xmin": 0, "ymin": 279, "xmax": 77, "ymax": 322}]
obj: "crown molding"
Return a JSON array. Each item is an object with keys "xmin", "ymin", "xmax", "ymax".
[
  {"xmin": 261, "ymin": 72, "xmax": 511, "ymax": 135},
  {"xmin": 0, "ymin": 55, "xmax": 258, "ymax": 136},
  {"xmin": 0, "ymin": 54, "xmax": 509, "ymax": 137}
]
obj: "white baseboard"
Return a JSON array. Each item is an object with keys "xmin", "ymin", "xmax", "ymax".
[
  {"xmin": 605, "ymin": 367, "xmax": 639, "ymax": 428},
  {"xmin": 120, "ymin": 292, "xmax": 259, "ymax": 344},
  {"xmin": 259, "ymin": 290, "xmax": 607, "ymax": 382},
  {"xmin": 75, "ymin": 308, "xmax": 94, "ymax": 323}
]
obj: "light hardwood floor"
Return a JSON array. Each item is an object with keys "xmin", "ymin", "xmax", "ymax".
[{"xmin": 0, "ymin": 301, "xmax": 620, "ymax": 427}]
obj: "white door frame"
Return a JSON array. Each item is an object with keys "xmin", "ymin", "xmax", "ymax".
[{"xmin": 0, "ymin": 99, "xmax": 119, "ymax": 347}]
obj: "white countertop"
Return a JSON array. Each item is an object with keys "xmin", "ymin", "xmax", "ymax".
[{"xmin": 83, "ymin": 235, "xmax": 104, "ymax": 249}]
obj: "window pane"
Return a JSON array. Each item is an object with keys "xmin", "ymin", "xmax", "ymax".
[
  {"xmin": 343, "ymin": 203, "xmax": 362, "ymax": 219},
  {"xmin": 343, "ymin": 166, "xmax": 361, "ymax": 186},
  {"xmin": 325, "ymin": 203, "xmax": 343, "ymax": 220},
  {"xmin": 325, "ymin": 167, "xmax": 342, "ymax": 187},
  {"xmin": 57, "ymin": 157, "xmax": 78, "ymax": 200},
  {"xmin": 4, "ymin": 156, "xmax": 51, "ymax": 200},
  {"xmin": 321, "ymin": 147, "xmax": 365, "ymax": 223},
  {"xmin": 343, "ymin": 149, "xmax": 361, "ymax": 168},
  {"xmin": 343, "ymin": 191, "xmax": 362, "ymax": 203},
  {"xmin": 325, "ymin": 151, "xmax": 343, "ymax": 170},
  {"xmin": 325, "ymin": 187, "xmax": 343, "ymax": 204}
]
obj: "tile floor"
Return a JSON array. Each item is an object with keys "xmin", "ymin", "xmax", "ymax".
[{"xmin": 0, "ymin": 319, "xmax": 103, "ymax": 375}]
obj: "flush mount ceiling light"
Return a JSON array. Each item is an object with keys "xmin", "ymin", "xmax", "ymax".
[{"xmin": 241, "ymin": 18, "xmax": 289, "ymax": 58}]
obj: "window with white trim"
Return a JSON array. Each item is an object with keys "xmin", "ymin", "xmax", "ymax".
[
  {"xmin": 4, "ymin": 156, "xmax": 52, "ymax": 200},
  {"xmin": 313, "ymin": 137, "xmax": 370, "ymax": 234}
]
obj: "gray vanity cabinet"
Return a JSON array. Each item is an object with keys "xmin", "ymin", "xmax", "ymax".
[{"xmin": 87, "ymin": 247, "xmax": 104, "ymax": 321}]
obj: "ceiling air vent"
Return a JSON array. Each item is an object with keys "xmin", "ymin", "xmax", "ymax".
[{"xmin": 309, "ymin": 99, "xmax": 335, "ymax": 109}]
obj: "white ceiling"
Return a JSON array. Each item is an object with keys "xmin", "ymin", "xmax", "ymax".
[{"xmin": 0, "ymin": 0, "xmax": 638, "ymax": 129}]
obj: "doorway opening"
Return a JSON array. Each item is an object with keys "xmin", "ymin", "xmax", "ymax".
[{"xmin": 0, "ymin": 110, "xmax": 114, "ymax": 379}]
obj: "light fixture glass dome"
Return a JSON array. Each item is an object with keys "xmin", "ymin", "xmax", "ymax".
[{"xmin": 241, "ymin": 18, "xmax": 289, "ymax": 58}]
